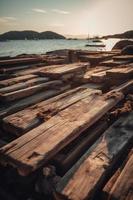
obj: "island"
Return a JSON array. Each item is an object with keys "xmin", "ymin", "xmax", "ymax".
[
  {"xmin": 102, "ymin": 30, "xmax": 133, "ymax": 39},
  {"xmin": 0, "ymin": 30, "xmax": 66, "ymax": 41}
]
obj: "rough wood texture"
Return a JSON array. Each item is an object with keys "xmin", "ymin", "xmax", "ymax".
[
  {"xmin": 53, "ymin": 120, "xmax": 107, "ymax": 174},
  {"xmin": 0, "ymin": 63, "xmax": 44, "ymax": 74},
  {"xmin": 106, "ymin": 66, "xmax": 133, "ymax": 79},
  {"xmin": 99, "ymin": 59, "xmax": 130, "ymax": 67},
  {"xmin": 38, "ymin": 63, "xmax": 89, "ymax": 78},
  {"xmin": 0, "ymin": 74, "xmax": 38, "ymax": 88},
  {"xmin": 113, "ymin": 55, "xmax": 133, "ymax": 61},
  {"xmin": 90, "ymin": 71, "xmax": 107, "ymax": 83},
  {"xmin": 0, "ymin": 89, "xmax": 123, "ymax": 175},
  {"xmin": 0, "ymin": 85, "xmax": 70, "ymax": 119},
  {"xmin": 0, "ymin": 77, "xmax": 49, "ymax": 94},
  {"xmin": 79, "ymin": 54, "xmax": 114, "ymax": 65},
  {"xmin": 55, "ymin": 112, "xmax": 133, "ymax": 200},
  {"xmin": 82, "ymin": 66, "xmax": 111, "ymax": 83},
  {"xmin": 102, "ymin": 149, "xmax": 133, "ymax": 199},
  {"xmin": 14, "ymin": 64, "xmax": 65, "ymax": 76},
  {"xmin": 0, "ymin": 57, "xmax": 43, "ymax": 66},
  {"xmin": 108, "ymin": 153, "xmax": 133, "ymax": 200},
  {"xmin": 3, "ymin": 87, "xmax": 101, "ymax": 135},
  {"xmin": 0, "ymin": 80, "xmax": 62, "ymax": 102}
]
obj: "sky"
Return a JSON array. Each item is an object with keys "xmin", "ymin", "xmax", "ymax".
[{"xmin": 0, "ymin": 0, "xmax": 133, "ymax": 37}]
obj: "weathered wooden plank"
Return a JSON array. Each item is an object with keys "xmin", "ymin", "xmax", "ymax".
[
  {"xmin": 0, "ymin": 80, "xmax": 62, "ymax": 102},
  {"xmin": 3, "ymin": 87, "xmax": 101, "ymax": 135},
  {"xmin": 55, "ymin": 112, "xmax": 133, "ymax": 200},
  {"xmin": 0, "ymin": 89, "xmax": 123, "ymax": 175},
  {"xmin": 106, "ymin": 66, "xmax": 133, "ymax": 79},
  {"xmin": 0, "ymin": 63, "xmax": 44, "ymax": 74},
  {"xmin": 53, "ymin": 119, "xmax": 107, "ymax": 174},
  {"xmin": 0, "ymin": 77, "xmax": 49, "ymax": 94},
  {"xmin": 99, "ymin": 59, "xmax": 131, "ymax": 67},
  {"xmin": 82, "ymin": 66, "xmax": 111, "ymax": 83},
  {"xmin": 102, "ymin": 149, "xmax": 133, "ymax": 199},
  {"xmin": 38, "ymin": 63, "xmax": 89, "ymax": 78},
  {"xmin": 14, "ymin": 64, "xmax": 65, "ymax": 76},
  {"xmin": 90, "ymin": 71, "xmax": 107, "ymax": 83},
  {"xmin": 113, "ymin": 55, "xmax": 133, "ymax": 61},
  {"xmin": 108, "ymin": 154, "xmax": 133, "ymax": 200},
  {"xmin": 79, "ymin": 54, "xmax": 114, "ymax": 65},
  {"xmin": 0, "ymin": 85, "xmax": 70, "ymax": 119},
  {"xmin": 0, "ymin": 74, "xmax": 38, "ymax": 88},
  {"xmin": 0, "ymin": 57, "xmax": 43, "ymax": 66}
]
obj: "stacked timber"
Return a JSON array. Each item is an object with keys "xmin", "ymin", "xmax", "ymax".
[
  {"xmin": 0, "ymin": 80, "xmax": 63, "ymax": 102},
  {"xmin": 0, "ymin": 57, "xmax": 43, "ymax": 66},
  {"xmin": 55, "ymin": 112, "xmax": 133, "ymax": 200},
  {"xmin": 108, "ymin": 153, "xmax": 133, "ymax": 200},
  {"xmin": 0, "ymin": 49, "xmax": 132, "ymax": 200},
  {"xmin": 38, "ymin": 63, "xmax": 89, "ymax": 81},
  {"xmin": 113, "ymin": 55, "xmax": 133, "ymax": 61},
  {"xmin": 2, "ymin": 87, "xmax": 101, "ymax": 135},
  {"xmin": 0, "ymin": 84, "xmax": 128, "ymax": 175},
  {"xmin": 78, "ymin": 53, "xmax": 116, "ymax": 65}
]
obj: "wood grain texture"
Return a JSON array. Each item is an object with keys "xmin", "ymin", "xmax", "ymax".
[
  {"xmin": 55, "ymin": 112, "xmax": 133, "ymax": 200},
  {"xmin": 0, "ymin": 90, "xmax": 123, "ymax": 175},
  {"xmin": 108, "ymin": 153, "xmax": 133, "ymax": 200}
]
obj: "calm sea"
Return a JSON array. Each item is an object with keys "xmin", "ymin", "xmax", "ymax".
[{"xmin": 0, "ymin": 38, "xmax": 120, "ymax": 57}]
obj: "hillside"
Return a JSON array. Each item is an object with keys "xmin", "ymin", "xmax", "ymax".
[
  {"xmin": 102, "ymin": 30, "xmax": 133, "ymax": 39},
  {"xmin": 0, "ymin": 30, "xmax": 66, "ymax": 41}
]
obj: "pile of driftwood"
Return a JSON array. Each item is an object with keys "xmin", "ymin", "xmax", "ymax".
[{"xmin": 0, "ymin": 49, "xmax": 133, "ymax": 200}]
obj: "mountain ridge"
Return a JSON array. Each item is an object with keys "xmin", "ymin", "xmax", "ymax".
[{"xmin": 0, "ymin": 30, "xmax": 66, "ymax": 41}]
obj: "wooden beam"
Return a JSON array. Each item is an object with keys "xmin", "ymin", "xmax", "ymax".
[
  {"xmin": 38, "ymin": 63, "xmax": 89, "ymax": 78},
  {"xmin": 0, "ymin": 74, "xmax": 38, "ymax": 88},
  {"xmin": 113, "ymin": 55, "xmax": 133, "ymax": 61},
  {"xmin": 106, "ymin": 66, "xmax": 133, "ymax": 79},
  {"xmin": 0, "ymin": 77, "xmax": 49, "ymax": 94},
  {"xmin": 0, "ymin": 80, "xmax": 62, "ymax": 102},
  {"xmin": 53, "ymin": 119, "xmax": 107, "ymax": 174},
  {"xmin": 55, "ymin": 112, "xmax": 133, "ymax": 200},
  {"xmin": 0, "ymin": 85, "xmax": 70, "ymax": 119},
  {"xmin": 108, "ymin": 153, "xmax": 133, "ymax": 200},
  {"xmin": 99, "ymin": 59, "xmax": 131, "ymax": 67},
  {"xmin": 3, "ymin": 87, "xmax": 101, "ymax": 135},
  {"xmin": 0, "ymin": 57, "xmax": 43, "ymax": 66},
  {"xmin": 0, "ymin": 89, "xmax": 123, "ymax": 175}
]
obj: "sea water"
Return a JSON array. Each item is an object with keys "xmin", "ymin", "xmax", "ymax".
[{"xmin": 0, "ymin": 38, "xmax": 120, "ymax": 57}]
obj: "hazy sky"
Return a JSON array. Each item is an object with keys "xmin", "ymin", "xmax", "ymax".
[{"xmin": 0, "ymin": 0, "xmax": 133, "ymax": 36}]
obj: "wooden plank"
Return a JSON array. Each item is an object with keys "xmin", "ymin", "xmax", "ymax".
[
  {"xmin": 14, "ymin": 64, "xmax": 65, "ymax": 76},
  {"xmin": 0, "ymin": 57, "xmax": 43, "ymax": 66},
  {"xmin": 55, "ymin": 112, "xmax": 133, "ymax": 200},
  {"xmin": 3, "ymin": 87, "xmax": 101, "ymax": 135},
  {"xmin": 0, "ymin": 77, "xmax": 49, "ymax": 94},
  {"xmin": 90, "ymin": 71, "xmax": 107, "ymax": 83},
  {"xmin": 53, "ymin": 119, "xmax": 107, "ymax": 174},
  {"xmin": 113, "ymin": 55, "xmax": 133, "ymax": 61},
  {"xmin": 106, "ymin": 66, "xmax": 133, "ymax": 79},
  {"xmin": 0, "ymin": 80, "xmax": 62, "ymax": 102},
  {"xmin": 108, "ymin": 154, "xmax": 133, "ymax": 200},
  {"xmin": 0, "ymin": 74, "xmax": 38, "ymax": 88},
  {"xmin": 0, "ymin": 85, "xmax": 70, "ymax": 119},
  {"xmin": 0, "ymin": 89, "xmax": 123, "ymax": 175},
  {"xmin": 82, "ymin": 66, "xmax": 111, "ymax": 82},
  {"xmin": 38, "ymin": 63, "xmax": 89, "ymax": 78},
  {"xmin": 79, "ymin": 54, "xmax": 114, "ymax": 65},
  {"xmin": 102, "ymin": 149, "xmax": 133, "ymax": 199},
  {"xmin": 0, "ymin": 63, "xmax": 45, "ymax": 74},
  {"xmin": 99, "ymin": 59, "xmax": 131, "ymax": 67}
]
